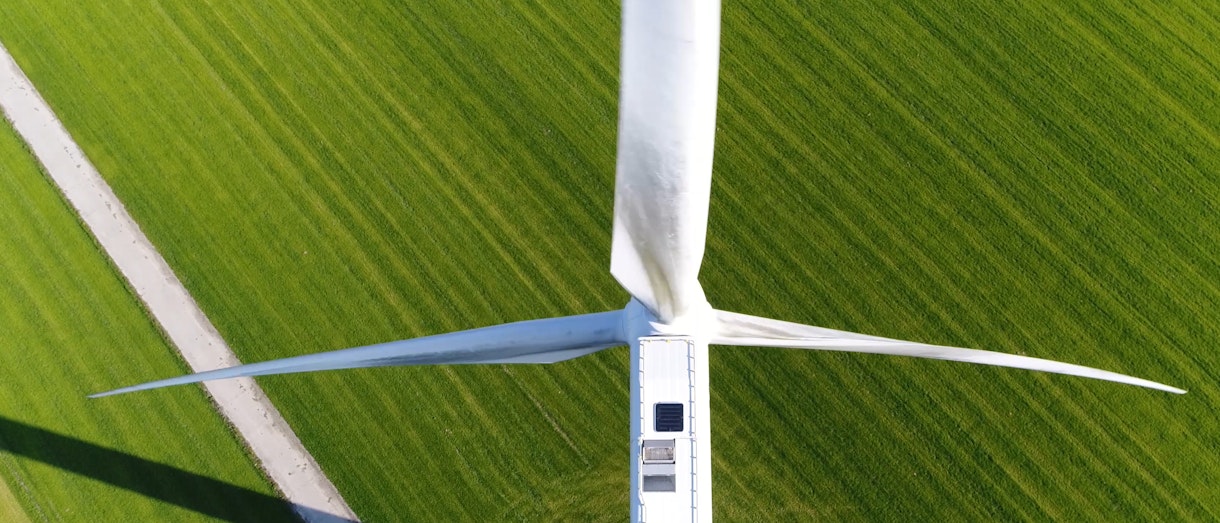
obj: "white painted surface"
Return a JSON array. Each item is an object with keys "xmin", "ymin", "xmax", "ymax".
[
  {"xmin": 93, "ymin": 311, "xmax": 623, "ymax": 396},
  {"xmin": 0, "ymin": 42, "xmax": 359, "ymax": 522},
  {"xmin": 632, "ymin": 337, "xmax": 711, "ymax": 523},
  {"xmin": 713, "ymin": 309, "xmax": 1185, "ymax": 394},
  {"xmin": 611, "ymin": 0, "xmax": 722, "ymax": 325}
]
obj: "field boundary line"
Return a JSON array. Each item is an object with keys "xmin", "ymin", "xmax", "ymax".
[{"xmin": 0, "ymin": 42, "xmax": 358, "ymax": 523}]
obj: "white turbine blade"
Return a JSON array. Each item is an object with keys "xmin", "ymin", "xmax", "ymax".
[
  {"xmin": 91, "ymin": 311, "xmax": 624, "ymax": 398},
  {"xmin": 610, "ymin": 0, "xmax": 721, "ymax": 323},
  {"xmin": 713, "ymin": 310, "xmax": 1186, "ymax": 394}
]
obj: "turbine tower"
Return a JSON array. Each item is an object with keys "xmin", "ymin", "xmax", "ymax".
[{"xmin": 94, "ymin": 1, "xmax": 1184, "ymax": 521}]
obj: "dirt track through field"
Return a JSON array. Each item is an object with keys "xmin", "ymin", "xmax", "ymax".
[{"xmin": 0, "ymin": 42, "xmax": 358, "ymax": 523}]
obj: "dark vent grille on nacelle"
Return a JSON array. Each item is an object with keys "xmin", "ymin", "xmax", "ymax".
[{"xmin": 654, "ymin": 403, "xmax": 684, "ymax": 432}]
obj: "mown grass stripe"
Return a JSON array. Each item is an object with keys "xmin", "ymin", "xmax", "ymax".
[
  {"xmin": 749, "ymin": 2, "xmax": 1042, "ymax": 349},
  {"xmin": 165, "ymin": 2, "xmax": 425, "ymax": 326},
  {"xmin": 810, "ymin": 2, "xmax": 1200, "ymax": 385},
  {"xmin": 257, "ymin": 0, "xmax": 582, "ymax": 320}
]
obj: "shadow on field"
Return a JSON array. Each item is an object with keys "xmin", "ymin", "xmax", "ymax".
[{"xmin": 0, "ymin": 416, "xmax": 354, "ymax": 522}]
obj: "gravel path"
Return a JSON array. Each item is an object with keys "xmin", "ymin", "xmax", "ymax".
[{"xmin": 0, "ymin": 42, "xmax": 358, "ymax": 523}]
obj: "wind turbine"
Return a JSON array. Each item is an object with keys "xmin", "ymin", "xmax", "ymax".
[{"xmin": 94, "ymin": 1, "xmax": 1184, "ymax": 521}]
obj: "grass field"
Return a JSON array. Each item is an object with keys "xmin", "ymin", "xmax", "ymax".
[
  {"xmin": 2, "ymin": 0, "xmax": 1217, "ymax": 520},
  {"xmin": 0, "ymin": 121, "xmax": 294, "ymax": 521}
]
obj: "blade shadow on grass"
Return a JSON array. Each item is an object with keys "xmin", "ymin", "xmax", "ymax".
[{"xmin": 0, "ymin": 415, "xmax": 354, "ymax": 523}]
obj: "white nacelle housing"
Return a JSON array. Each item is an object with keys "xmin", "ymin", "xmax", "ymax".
[{"xmin": 631, "ymin": 336, "xmax": 710, "ymax": 522}]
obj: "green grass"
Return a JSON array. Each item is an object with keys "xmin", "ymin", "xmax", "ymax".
[
  {"xmin": 2, "ymin": 0, "xmax": 1217, "ymax": 520},
  {"xmin": 0, "ymin": 120, "xmax": 295, "ymax": 521}
]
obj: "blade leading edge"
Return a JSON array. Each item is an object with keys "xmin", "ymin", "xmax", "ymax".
[
  {"xmin": 610, "ymin": 0, "xmax": 722, "ymax": 323},
  {"xmin": 713, "ymin": 310, "xmax": 1185, "ymax": 394},
  {"xmin": 91, "ymin": 311, "xmax": 624, "ymax": 398}
]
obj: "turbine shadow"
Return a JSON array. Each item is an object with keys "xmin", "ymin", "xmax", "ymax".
[{"xmin": 0, "ymin": 415, "xmax": 354, "ymax": 522}]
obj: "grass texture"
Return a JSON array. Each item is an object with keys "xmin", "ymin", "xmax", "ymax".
[
  {"xmin": 0, "ymin": 120, "xmax": 294, "ymax": 521},
  {"xmin": 1, "ymin": 0, "xmax": 1217, "ymax": 520}
]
